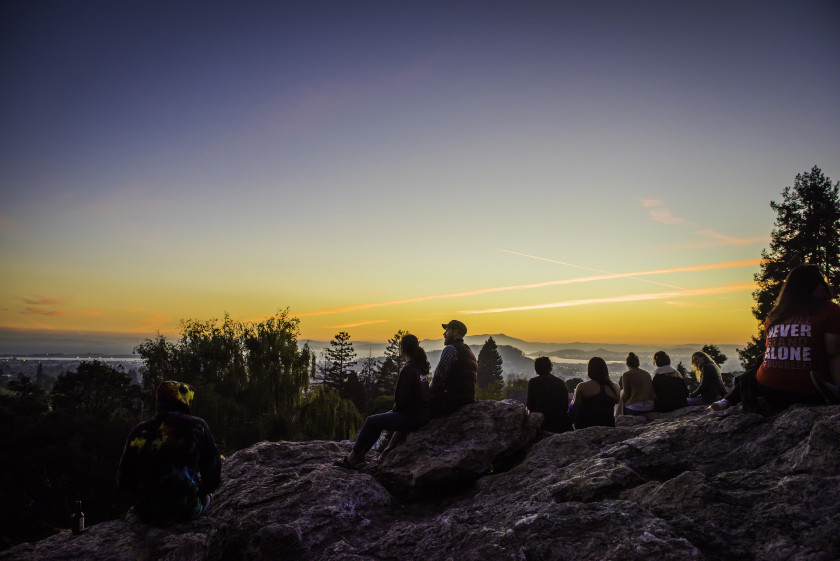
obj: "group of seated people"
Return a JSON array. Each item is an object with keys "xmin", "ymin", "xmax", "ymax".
[
  {"xmin": 116, "ymin": 265, "xmax": 839, "ymax": 526},
  {"xmin": 526, "ymin": 348, "xmax": 725, "ymax": 431},
  {"xmin": 526, "ymin": 264, "xmax": 840, "ymax": 429},
  {"xmin": 337, "ymin": 264, "xmax": 840, "ymax": 459}
]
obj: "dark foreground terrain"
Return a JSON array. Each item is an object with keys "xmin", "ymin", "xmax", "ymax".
[{"xmin": 3, "ymin": 400, "xmax": 839, "ymax": 561}]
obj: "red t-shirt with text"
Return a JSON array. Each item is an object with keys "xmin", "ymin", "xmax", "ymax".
[{"xmin": 756, "ymin": 302, "xmax": 840, "ymax": 395}]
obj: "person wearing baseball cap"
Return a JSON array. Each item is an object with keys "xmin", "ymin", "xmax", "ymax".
[{"xmin": 429, "ymin": 320, "xmax": 477, "ymax": 416}]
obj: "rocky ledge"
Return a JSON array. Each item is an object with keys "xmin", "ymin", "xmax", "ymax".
[{"xmin": 3, "ymin": 400, "xmax": 839, "ymax": 561}]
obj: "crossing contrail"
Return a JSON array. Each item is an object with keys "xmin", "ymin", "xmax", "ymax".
[
  {"xmin": 294, "ymin": 258, "xmax": 760, "ymax": 317},
  {"xmin": 459, "ymin": 282, "xmax": 756, "ymax": 314}
]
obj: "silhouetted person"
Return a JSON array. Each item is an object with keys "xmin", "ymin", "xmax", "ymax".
[
  {"xmin": 712, "ymin": 264, "xmax": 840, "ymax": 411},
  {"xmin": 429, "ymin": 320, "xmax": 477, "ymax": 417},
  {"xmin": 335, "ymin": 334, "xmax": 431, "ymax": 468},
  {"xmin": 117, "ymin": 381, "xmax": 221, "ymax": 525},
  {"xmin": 619, "ymin": 352, "xmax": 655, "ymax": 416},
  {"xmin": 687, "ymin": 352, "xmax": 726, "ymax": 405},
  {"xmin": 651, "ymin": 351, "xmax": 688, "ymax": 412},
  {"xmin": 570, "ymin": 357, "xmax": 620, "ymax": 429},
  {"xmin": 527, "ymin": 357, "xmax": 573, "ymax": 433}
]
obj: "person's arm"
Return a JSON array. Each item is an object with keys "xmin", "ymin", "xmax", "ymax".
[
  {"xmin": 689, "ymin": 369, "xmax": 703, "ymax": 397},
  {"xmin": 621, "ymin": 373, "xmax": 630, "ymax": 402},
  {"xmin": 430, "ymin": 346, "xmax": 457, "ymax": 391},
  {"xmin": 607, "ymin": 381, "xmax": 621, "ymax": 404},
  {"xmin": 393, "ymin": 365, "xmax": 411, "ymax": 411},
  {"xmin": 526, "ymin": 378, "xmax": 536, "ymax": 412}
]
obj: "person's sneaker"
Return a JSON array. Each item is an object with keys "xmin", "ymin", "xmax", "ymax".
[
  {"xmin": 810, "ymin": 371, "xmax": 840, "ymax": 405},
  {"xmin": 709, "ymin": 399, "xmax": 730, "ymax": 411}
]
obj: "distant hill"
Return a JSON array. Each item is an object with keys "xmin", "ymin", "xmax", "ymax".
[{"xmin": 1, "ymin": 329, "xmax": 743, "ymax": 374}]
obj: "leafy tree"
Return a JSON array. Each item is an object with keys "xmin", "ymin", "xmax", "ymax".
[
  {"xmin": 134, "ymin": 333, "xmax": 182, "ymax": 392},
  {"xmin": 297, "ymin": 386, "xmax": 362, "ymax": 440},
  {"xmin": 3, "ymin": 375, "xmax": 48, "ymax": 416},
  {"xmin": 358, "ymin": 352, "xmax": 380, "ymax": 388},
  {"xmin": 323, "ymin": 331, "xmax": 357, "ymax": 394},
  {"xmin": 374, "ymin": 330, "xmax": 408, "ymax": 397},
  {"xmin": 1, "ymin": 365, "xmax": 142, "ymax": 550},
  {"xmin": 134, "ymin": 310, "xmax": 313, "ymax": 452},
  {"xmin": 700, "ymin": 344, "xmax": 728, "ymax": 369},
  {"xmin": 477, "ymin": 337, "xmax": 504, "ymax": 399},
  {"xmin": 51, "ymin": 361, "xmax": 142, "ymax": 422},
  {"xmin": 739, "ymin": 166, "xmax": 840, "ymax": 367},
  {"xmin": 502, "ymin": 377, "xmax": 529, "ymax": 401}
]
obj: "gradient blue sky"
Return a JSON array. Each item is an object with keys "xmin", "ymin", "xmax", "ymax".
[{"xmin": 2, "ymin": 1, "xmax": 839, "ymax": 349}]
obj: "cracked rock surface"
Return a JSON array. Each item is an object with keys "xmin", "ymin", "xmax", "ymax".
[{"xmin": 3, "ymin": 401, "xmax": 839, "ymax": 561}]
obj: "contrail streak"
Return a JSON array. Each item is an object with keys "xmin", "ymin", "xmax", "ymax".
[
  {"xmin": 295, "ymin": 259, "xmax": 760, "ymax": 317},
  {"xmin": 459, "ymin": 282, "xmax": 755, "ymax": 314},
  {"xmin": 501, "ymin": 249, "xmax": 683, "ymax": 289}
]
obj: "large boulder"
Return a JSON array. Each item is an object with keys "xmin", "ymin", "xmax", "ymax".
[
  {"xmin": 371, "ymin": 399, "xmax": 542, "ymax": 494},
  {"xmin": 3, "ymin": 404, "xmax": 839, "ymax": 561}
]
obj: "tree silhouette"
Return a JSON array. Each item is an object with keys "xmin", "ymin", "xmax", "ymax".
[
  {"xmin": 134, "ymin": 310, "xmax": 313, "ymax": 451},
  {"xmin": 51, "ymin": 360, "xmax": 141, "ymax": 422},
  {"xmin": 739, "ymin": 166, "xmax": 840, "ymax": 367},
  {"xmin": 297, "ymin": 386, "xmax": 362, "ymax": 440},
  {"xmin": 323, "ymin": 331, "xmax": 357, "ymax": 395},
  {"xmin": 477, "ymin": 337, "xmax": 504, "ymax": 399}
]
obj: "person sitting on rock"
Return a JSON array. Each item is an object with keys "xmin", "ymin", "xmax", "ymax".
[
  {"xmin": 117, "ymin": 381, "xmax": 221, "ymax": 526},
  {"xmin": 570, "ymin": 357, "xmax": 620, "ymax": 429},
  {"xmin": 651, "ymin": 351, "xmax": 689, "ymax": 412},
  {"xmin": 335, "ymin": 334, "xmax": 431, "ymax": 468},
  {"xmin": 687, "ymin": 351, "xmax": 726, "ymax": 406},
  {"xmin": 429, "ymin": 320, "xmax": 477, "ymax": 417},
  {"xmin": 711, "ymin": 264, "xmax": 840, "ymax": 412},
  {"xmin": 619, "ymin": 352, "xmax": 655, "ymax": 416},
  {"xmin": 526, "ymin": 357, "xmax": 573, "ymax": 433}
]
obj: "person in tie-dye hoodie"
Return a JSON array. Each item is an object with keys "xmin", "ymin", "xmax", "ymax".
[{"xmin": 117, "ymin": 381, "xmax": 221, "ymax": 525}]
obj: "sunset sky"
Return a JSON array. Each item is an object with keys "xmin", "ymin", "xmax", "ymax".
[{"xmin": 2, "ymin": 1, "xmax": 839, "ymax": 351}]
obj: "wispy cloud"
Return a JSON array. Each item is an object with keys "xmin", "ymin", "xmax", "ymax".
[
  {"xmin": 22, "ymin": 307, "xmax": 65, "ymax": 317},
  {"xmin": 685, "ymin": 230, "xmax": 768, "ymax": 248},
  {"xmin": 295, "ymin": 259, "xmax": 760, "ymax": 318},
  {"xmin": 21, "ymin": 306, "xmax": 100, "ymax": 318},
  {"xmin": 17, "ymin": 296, "xmax": 68, "ymax": 306},
  {"xmin": 325, "ymin": 320, "xmax": 387, "ymax": 329},
  {"xmin": 459, "ymin": 282, "xmax": 755, "ymax": 315},
  {"xmin": 640, "ymin": 199, "xmax": 685, "ymax": 224}
]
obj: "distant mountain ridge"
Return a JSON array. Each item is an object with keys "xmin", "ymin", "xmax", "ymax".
[{"xmin": 1, "ymin": 329, "xmax": 742, "ymax": 374}]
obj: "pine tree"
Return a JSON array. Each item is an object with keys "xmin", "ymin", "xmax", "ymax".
[
  {"xmin": 359, "ymin": 350, "xmax": 380, "ymax": 390},
  {"xmin": 477, "ymin": 337, "xmax": 504, "ymax": 399},
  {"xmin": 323, "ymin": 331, "xmax": 357, "ymax": 394},
  {"xmin": 738, "ymin": 166, "xmax": 840, "ymax": 367}
]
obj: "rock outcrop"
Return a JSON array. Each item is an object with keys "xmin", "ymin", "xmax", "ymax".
[
  {"xmin": 3, "ymin": 401, "xmax": 840, "ymax": 561},
  {"xmin": 372, "ymin": 399, "xmax": 542, "ymax": 494}
]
